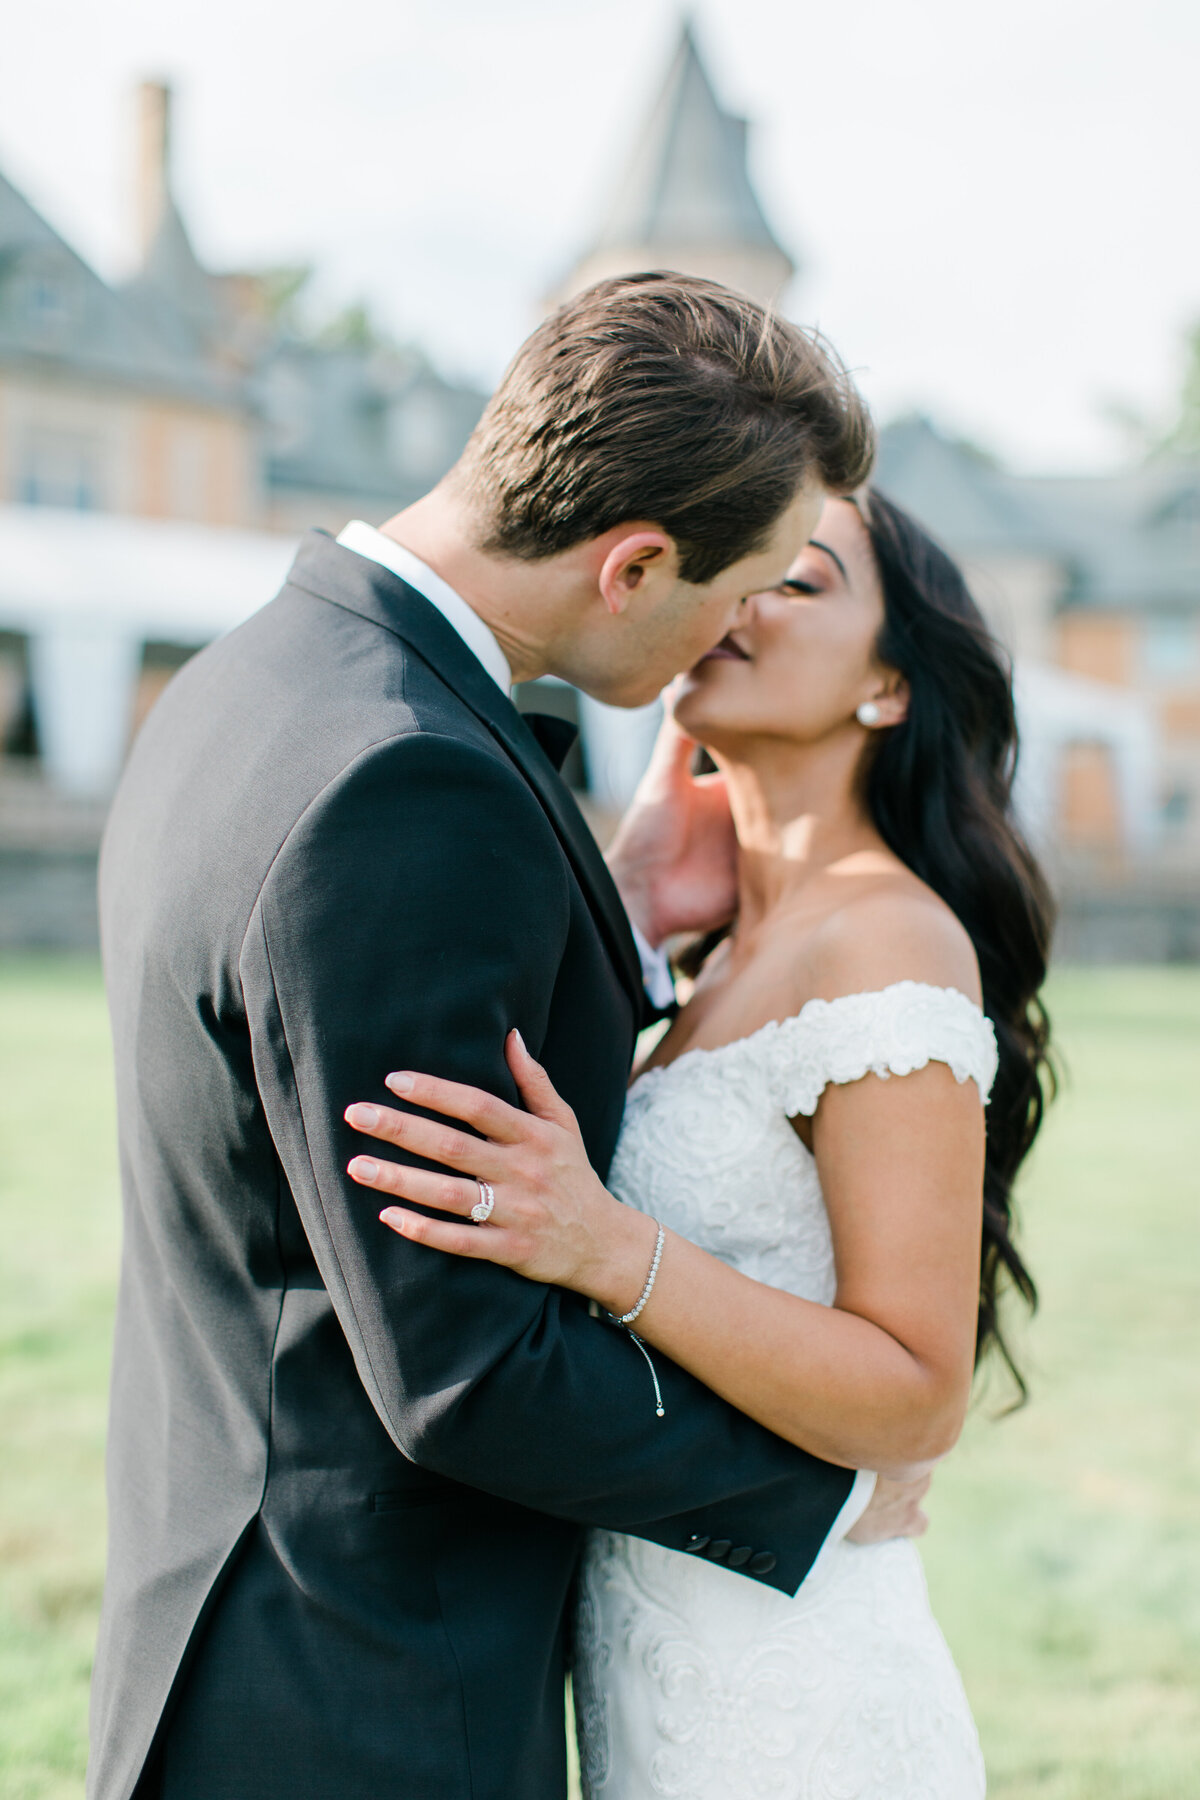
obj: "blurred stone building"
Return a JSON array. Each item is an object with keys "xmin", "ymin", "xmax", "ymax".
[
  {"xmin": 0, "ymin": 23, "xmax": 1197, "ymax": 956},
  {"xmin": 544, "ymin": 24, "xmax": 1200, "ymax": 962},
  {"xmin": 0, "ymin": 82, "xmax": 486, "ymax": 941},
  {"xmin": 874, "ymin": 418, "xmax": 1200, "ymax": 953},
  {"xmin": 0, "ymin": 81, "xmax": 485, "ymax": 771}
]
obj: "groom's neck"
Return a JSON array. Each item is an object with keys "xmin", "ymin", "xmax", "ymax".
[{"xmin": 378, "ymin": 485, "xmax": 551, "ymax": 685}]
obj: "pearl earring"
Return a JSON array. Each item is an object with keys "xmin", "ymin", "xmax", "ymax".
[{"xmin": 856, "ymin": 701, "xmax": 882, "ymax": 727}]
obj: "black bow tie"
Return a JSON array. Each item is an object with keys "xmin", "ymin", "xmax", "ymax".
[{"xmin": 523, "ymin": 711, "xmax": 580, "ymax": 774}]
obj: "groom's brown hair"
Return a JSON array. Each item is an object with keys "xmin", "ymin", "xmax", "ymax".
[{"xmin": 458, "ymin": 271, "xmax": 874, "ymax": 584}]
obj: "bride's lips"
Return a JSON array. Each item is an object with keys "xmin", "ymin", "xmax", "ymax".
[{"xmin": 697, "ymin": 635, "xmax": 751, "ymax": 666}]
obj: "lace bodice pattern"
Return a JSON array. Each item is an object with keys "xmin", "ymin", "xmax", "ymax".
[
  {"xmin": 573, "ymin": 982, "xmax": 994, "ymax": 1800},
  {"xmin": 609, "ymin": 980, "xmax": 996, "ymax": 1310}
]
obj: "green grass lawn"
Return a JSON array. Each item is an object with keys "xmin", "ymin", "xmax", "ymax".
[{"xmin": 1, "ymin": 960, "xmax": 1197, "ymax": 1798}]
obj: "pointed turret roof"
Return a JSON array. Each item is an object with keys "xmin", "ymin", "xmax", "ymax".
[
  {"xmin": 124, "ymin": 81, "xmax": 232, "ymax": 357},
  {"xmin": 126, "ymin": 189, "xmax": 239, "ymax": 372},
  {"xmin": 139, "ymin": 193, "xmax": 222, "ymax": 332},
  {"xmin": 591, "ymin": 19, "xmax": 790, "ymax": 265},
  {"xmin": 0, "ymin": 166, "xmax": 226, "ymax": 399}
]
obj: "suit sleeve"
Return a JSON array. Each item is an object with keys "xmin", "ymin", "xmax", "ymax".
[{"xmin": 239, "ymin": 730, "xmax": 854, "ymax": 1595}]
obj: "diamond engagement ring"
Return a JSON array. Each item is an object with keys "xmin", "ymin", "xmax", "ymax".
[{"xmin": 471, "ymin": 1179, "xmax": 496, "ymax": 1225}]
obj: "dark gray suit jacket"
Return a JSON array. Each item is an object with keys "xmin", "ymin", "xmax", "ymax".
[{"xmin": 90, "ymin": 532, "xmax": 854, "ymax": 1800}]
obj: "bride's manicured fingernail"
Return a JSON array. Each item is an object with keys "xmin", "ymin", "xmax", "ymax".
[
  {"xmin": 350, "ymin": 1157, "xmax": 379, "ymax": 1181},
  {"xmin": 346, "ymin": 1104, "xmax": 380, "ymax": 1129},
  {"xmin": 386, "ymin": 1072, "xmax": 414, "ymax": 1095},
  {"xmin": 511, "ymin": 1029, "xmax": 525, "ymax": 1052}
]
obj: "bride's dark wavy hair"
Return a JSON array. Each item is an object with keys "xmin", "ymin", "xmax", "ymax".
[
  {"xmin": 681, "ymin": 487, "xmax": 1055, "ymax": 1396},
  {"xmin": 859, "ymin": 488, "xmax": 1054, "ymax": 1395}
]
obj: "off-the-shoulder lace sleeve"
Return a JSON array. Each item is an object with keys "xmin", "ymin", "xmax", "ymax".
[{"xmin": 767, "ymin": 981, "xmax": 999, "ymax": 1117}]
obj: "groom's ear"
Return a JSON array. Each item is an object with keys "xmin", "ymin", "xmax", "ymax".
[{"xmin": 597, "ymin": 528, "xmax": 678, "ymax": 616}]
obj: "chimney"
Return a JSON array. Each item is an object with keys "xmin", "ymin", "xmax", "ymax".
[{"xmin": 136, "ymin": 80, "xmax": 172, "ymax": 264}]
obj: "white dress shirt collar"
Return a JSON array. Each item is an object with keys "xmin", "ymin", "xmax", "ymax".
[{"xmin": 336, "ymin": 520, "xmax": 513, "ymax": 695}]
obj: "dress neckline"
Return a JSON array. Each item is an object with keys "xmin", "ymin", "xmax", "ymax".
[{"xmin": 632, "ymin": 980, "xmax": 986, "ymax": 1094}]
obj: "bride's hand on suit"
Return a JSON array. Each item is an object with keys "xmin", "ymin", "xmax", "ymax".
[
  {"xmin": 347, "ymin": 998, "xmax": 984, "ymax": 1483},
  {"xmin": 345, "ymin": 1029, "xmax": 659, "ymax": 1318},
  {"xmin": 347, "ymin": 1043, "xmax": 945, "ymax": 1545}
]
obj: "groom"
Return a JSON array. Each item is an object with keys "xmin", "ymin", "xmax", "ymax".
[{"xmin": 93, "ymin": 273, "xmax": 913, "ymax": 1800}]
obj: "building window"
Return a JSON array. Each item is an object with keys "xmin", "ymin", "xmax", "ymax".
[
  {"xmin": 1060, "ymin": 741, "xmax": 1122, "ymax": 850},
  {"xmin": 17, "ymin": 429, "xmax": 104, "ymax": 511},
  {"xmin": 0, "ymin": 632, "xmax": 35, "ymax": 758},
  {"xmin": 167, "ymin": 426, "xmax": 209, "ymax": 520},
  {"xmin": 26, "ymin": 275, "xmax": 71, "ymax": 327},
  {"xmin": 388, "ymin": 387, "xmax": 456, "ymax": 484},
  {"xmin": 1162, "ymin": 785, "xmax": 1191, "ymax": 828},
  {"xmin": 261, "ymin": 360, "xmax": 311, "ymax": 456},
  {"xmin": 1141, "ymin": 617, "xmax": 1199, "ymax": 682},
  {"xmin": 19, "ymin": 256, "xmax": 80, "ymax": 340}
]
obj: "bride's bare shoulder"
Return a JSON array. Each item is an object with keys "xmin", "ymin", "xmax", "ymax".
[{"xmin": 795, "ymin": 871, "xmax": 982, "ymax": 1008}]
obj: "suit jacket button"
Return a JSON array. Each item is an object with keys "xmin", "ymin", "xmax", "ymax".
[
  {"xmin": 748, "ymin": 1551, "xmax": 777, "ymax": 1575},
  {"xmin": 726, "ymin": 1545, "xmax": 753, "ymax": 1568},
  {"xmin": 705, "ymin": 1539, "xmax": 732, "ymax": 1560},
  {"xmin": 684, "ymin": 1535, "xmax": 710, "ymax": 1555}
]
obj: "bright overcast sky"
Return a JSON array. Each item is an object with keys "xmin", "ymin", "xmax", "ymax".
[{"xmin": 3, "ymin": 0, "xmax": 1197, "ymax": 472}]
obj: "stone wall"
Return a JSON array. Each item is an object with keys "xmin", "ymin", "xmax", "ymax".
[
  {"xmin": 2, "ymin": 766, "xmax": 1197, "ymax": 962},
  {"xmin": 0, "ymin": 848, "xmax": 100, "ymax": 949},
  {"xmin": 1053, "ymin": 886, "xmax": 1200, "ymax": 964},
  {"xmin": 0, "ymin": 769, "xmax": 105, "ymax": 949}
]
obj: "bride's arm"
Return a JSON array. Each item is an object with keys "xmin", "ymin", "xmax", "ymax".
[
  {"xmin": 597, "ymin": 1061, "xmax": 983, "ymax": 1472},
  {"xmin": 344, "ymin": 1031, "xmax": 985, "ymax": 1474}
]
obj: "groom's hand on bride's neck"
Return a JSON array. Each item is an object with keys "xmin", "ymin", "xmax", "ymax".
[
  {"xmin": 846, "ymin": 1468, "xmax": 935, "ymax": 1545},
  {"xmin": 606, "ymin": 706, "xmax": 738, "ymax": 948}
]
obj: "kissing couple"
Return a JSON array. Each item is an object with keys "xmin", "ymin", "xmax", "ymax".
[{"xmin": 92, "ymin": 272, "xmax": 1053, "ymax": 1800}]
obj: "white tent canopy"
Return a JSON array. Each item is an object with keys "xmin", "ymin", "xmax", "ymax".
[
  {"xmin": 0, "ymin": 506, "xmax": 1165, "ymax": 850},
  {"xmin": 0, "ymin": 502, "xmax": 297, "ymax": 639},
  {"xmin": 0, "ymin": 505, "xmax": 669, "ymax": 805},
  {"xmin": 0, "ymin": 504, "xmax": 297, "ymax": 793}
]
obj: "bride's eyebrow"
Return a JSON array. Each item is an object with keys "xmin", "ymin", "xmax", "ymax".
[{"xmin": 807, "ymin": 539, "xmax": 848, "ymax": 581}]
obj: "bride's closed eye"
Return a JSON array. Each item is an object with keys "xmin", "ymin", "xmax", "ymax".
[{"xmin": 779, "ymin": 577, "xmax": 821, "ymax": 597}]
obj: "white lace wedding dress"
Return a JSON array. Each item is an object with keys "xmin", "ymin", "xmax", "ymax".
[{"xmin": 573, "ymin": 982, "xmax": 995, "ymax": 1800}]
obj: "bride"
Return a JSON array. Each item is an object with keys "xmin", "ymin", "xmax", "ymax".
[{"xmin": 345, "ymin": 487, "xmax": 1055, "ymax": 1798}]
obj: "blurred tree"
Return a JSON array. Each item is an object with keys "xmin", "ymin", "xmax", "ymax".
[
  {"xmin": 316, "ymin": 301, "xmax": 393, "ymax": 351},
  {"xmin": 1160, "ymin": 318, "xmax": 1200, "ymax": 458},
  {"xmin": 1097, "ymin": 318, "xmax": 1200, "ymax": 463},
  {"xmin": 256, "ymin": 266, "xmax": 313, "ymax": 330}
]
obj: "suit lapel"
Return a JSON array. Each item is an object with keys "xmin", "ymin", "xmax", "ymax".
[{"xmin": 286, "ymin": 532, "xmax": 646, "ymax": 1013}]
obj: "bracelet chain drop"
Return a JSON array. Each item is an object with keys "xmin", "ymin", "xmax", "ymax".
[{"xmin": 610, "ymin": 1221, "xmax": 665, "ymax": 1328}]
